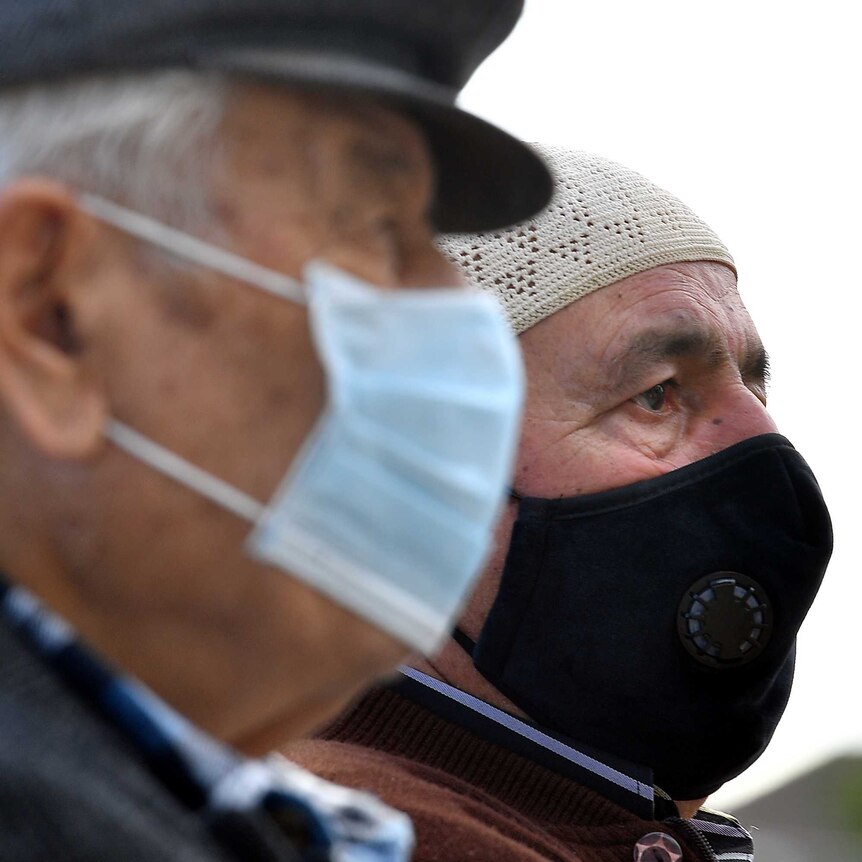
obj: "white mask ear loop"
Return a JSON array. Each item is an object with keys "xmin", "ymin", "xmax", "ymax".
[
  {"xmin": 77, "ymin": 194, "xmax": 306, "ymax": 305},
  {"xmin": 104, "ymin": 419, "xmax": 265, "ymax": 524},
  {"xmin": 81, "ymin": 195, "xmax": 303, "ymax": 524}
]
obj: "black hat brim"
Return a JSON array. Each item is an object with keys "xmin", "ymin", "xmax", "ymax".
[{"xmin": 197, "ymin": 47, "xmax": 552, "ymax": 233}]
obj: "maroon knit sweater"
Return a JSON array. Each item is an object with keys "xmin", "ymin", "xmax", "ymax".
[{"xmin": 286, "ymin": 686, "xmax": 732, "ymax": 862}]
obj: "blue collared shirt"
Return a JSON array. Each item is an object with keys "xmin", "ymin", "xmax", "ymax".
[{"xmin": 0, "ymin": 577, "xmax": 413, "ymax": 862}]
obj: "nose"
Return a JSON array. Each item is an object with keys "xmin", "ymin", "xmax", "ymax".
[{"xmin": 703, "ymin": 382, "xmax": 779, "ymax": 454}]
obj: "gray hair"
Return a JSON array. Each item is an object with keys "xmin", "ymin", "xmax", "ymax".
[{"xmin": 0, "ymin": 70, "xmax": 230, "ymax": 234}]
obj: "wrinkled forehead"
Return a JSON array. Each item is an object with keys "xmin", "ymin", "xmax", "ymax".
[
  {"xmin": 527, "ymin": 261, "xmax": 749, "ymax": 347},
  {"xmin": 216, "ymin": 83, "xmax": 435, "ymax": 213},
  {"xmin": 519, "ymin": 261, "xmax": 767, "ymax": 395},
  {"xmin": 593, "ymin": 261, "xmax": 751, "ymax": 346}
]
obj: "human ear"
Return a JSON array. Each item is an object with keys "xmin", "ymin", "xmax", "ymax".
[{"xmin": 0, "ymin": 178, "xmax": 107, "ymax": 460}]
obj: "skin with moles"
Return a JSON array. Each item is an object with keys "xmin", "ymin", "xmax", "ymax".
[
  {"xmin": 0, "ymin": 84, "xmax": 459, "ymax": 755},
  {"xmin": 415, "ymin": 260, "xmax": 777, "ymax": 819}
]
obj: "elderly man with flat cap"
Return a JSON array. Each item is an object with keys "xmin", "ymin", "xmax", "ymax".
[
  {"xmin": 287, "ymin": 146, "xmax": 833, "ymax": 862},
  {"xmin": 0, "ymin": 2, "xmax": 551, "ymax": 860}
]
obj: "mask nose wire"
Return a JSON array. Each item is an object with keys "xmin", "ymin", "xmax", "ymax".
[{"xmin": 77, "ymin": 193, "xmax": 307, "ymax": 305}]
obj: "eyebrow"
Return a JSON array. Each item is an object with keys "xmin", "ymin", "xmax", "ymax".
[
  {"xmin": 347, "ymin": 135, "xmax": 428, "ymax": 195},
  {"xmin": 350, "ymin": 141, "xmax": 418, "ymax": 179},
  {"xmin": 600, "ymin": 324, "xmax": 771, "ymax": 396},
  {"xmin": 741, "ymin": 343, "xmax": 771, "ymax": 389}
]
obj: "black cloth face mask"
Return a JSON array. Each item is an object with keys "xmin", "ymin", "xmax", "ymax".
[{"xmin": 465, "ymin": 433, "xmax": 832, "ymax": 800}]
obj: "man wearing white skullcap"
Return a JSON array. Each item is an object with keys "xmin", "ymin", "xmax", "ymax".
[{"xmin": 285, "ymin": 147, "xmax": 832, "ymax": 862}]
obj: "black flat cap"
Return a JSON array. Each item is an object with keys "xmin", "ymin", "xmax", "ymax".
[{"xmin": 0, "ymin": 0, "xmax": 552, "ymax": 232}]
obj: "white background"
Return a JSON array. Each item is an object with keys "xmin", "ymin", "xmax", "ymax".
[{"xmin": 460, "ymin": 0, "xmax": 861, "ymax": 808}]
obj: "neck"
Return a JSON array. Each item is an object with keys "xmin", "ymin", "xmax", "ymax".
[
  {"xmin": 412, "ymin": 638, "xmax": 708, "ymax": 820},
  {"xmin": 410, "ymin": 638, "xmax": 528, "ymax": 719},
  {"xmin": 0, "ymin": 550, "xmax": 341, "ymax": 752}
]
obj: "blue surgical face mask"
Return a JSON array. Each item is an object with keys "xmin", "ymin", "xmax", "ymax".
[{"xmin": 80, "ymin": 195, "xmax": 524, "ymax": 655}]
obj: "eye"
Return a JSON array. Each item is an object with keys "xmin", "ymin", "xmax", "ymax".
[{"xmin": 632, "ymin": 382, "xmax": 671, "ymax": 413}]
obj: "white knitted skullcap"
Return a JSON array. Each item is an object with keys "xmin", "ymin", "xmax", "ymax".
[{"xmin": 438, "ymin": 145, "xmax": 735, "ymax": 333}]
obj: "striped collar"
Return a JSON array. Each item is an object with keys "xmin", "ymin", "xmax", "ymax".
[{"xmin": 395, "ymin": 667, "xmax": 754, "ymax": 862}]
